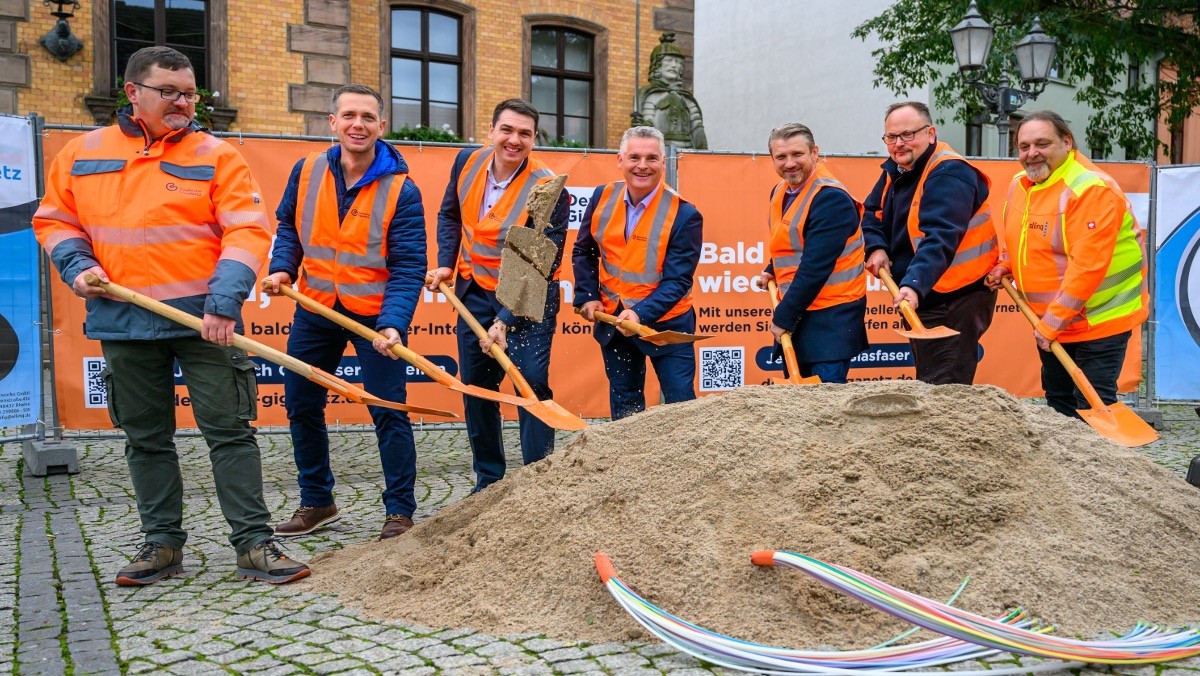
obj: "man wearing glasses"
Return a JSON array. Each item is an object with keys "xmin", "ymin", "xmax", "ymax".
[
  {"xmin": 34, "ymin": 46, "xmax": 310, "ymax": 586},
  {"xmin": 861, "ymin": 101, "xmax": 998, "ymax": 385}
]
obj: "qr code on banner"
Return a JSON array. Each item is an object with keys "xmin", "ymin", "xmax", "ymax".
[
  {"xmin": 84, "ymin": 357, "xmax": 107, "ymax": 408},
  {"xmin": 699, "ymin": 346, "xmax": 744, "ymax": 392}
]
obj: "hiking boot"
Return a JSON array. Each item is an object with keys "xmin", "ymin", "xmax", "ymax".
[
  {"xmin": 380, "ymin": 514, "xmax": 414, "ymax": 540},
  {"xmin": 115, "ymin": 542, "xmax": 183, "ymax": 587},
  {"xmin": 273, "ymin": 504, "xmax": 339, "ymax": 537},
  {"xmin": 236, "ymin": 537, "xmax": 311, "ymax": 584}
]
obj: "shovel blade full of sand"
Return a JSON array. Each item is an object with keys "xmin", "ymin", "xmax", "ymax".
[{"xmin": 497, "ymin": 174, "xmax": 568, "ymax": 322}]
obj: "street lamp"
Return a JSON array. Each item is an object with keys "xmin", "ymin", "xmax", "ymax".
[
  {"xmin": 38, "ymin": 0, "xmax": 83, "ymax": 62},
  {"xmin": 949, "ymin": 0, "xmax": 1058, "ymax": 155}
]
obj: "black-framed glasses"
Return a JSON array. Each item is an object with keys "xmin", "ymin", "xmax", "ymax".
[
  {"xmin": 132, "ymin": 82, "xmax": 201, "ymax": 104},
  {"xmin": 881, "ymin": 125, "xmax": 930, "ymax": 145}
]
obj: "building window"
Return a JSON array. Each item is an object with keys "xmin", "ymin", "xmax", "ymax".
[
  {"xmin": 1127, "ymin": 61, "xmax": 1141, "ymax": 90},
  {"xmin": 529, "ymin": 27, "xmax": 594, "ymax": 146},
  {"xmin": 390, "ymin": 7, "xmax": 462, "ymax": 135},
  {"xmin": 1170, "ymin": 127, "xmax": 1185, "ymax": 164},
  {"xmin": 1048, "ymin": 52, "xmax": 1065, "ymax": 80},
  {"xmin": 113, "ymin": 0, "xmax": 208, "ymax": 88}
]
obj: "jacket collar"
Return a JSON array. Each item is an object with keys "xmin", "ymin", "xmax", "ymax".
[
  {"xmin": 116, "ymin": 104, "xmax": 202, "ymax": 145},
  {"xmin": 881, "ymin": 142, "xmax": 936, "ymax": 181},
  {"xmin": 326, "ymin": 139, "xmax": 409, "ymax": 189}
]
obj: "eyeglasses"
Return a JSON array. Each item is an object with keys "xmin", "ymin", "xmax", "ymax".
[
  {"xmin": 881, "ymin": 125, "xmax": 930, "ymax": 145},
  {"xmin": 132, "ymin": 82, "xmax": 201, "ymax": 104}
]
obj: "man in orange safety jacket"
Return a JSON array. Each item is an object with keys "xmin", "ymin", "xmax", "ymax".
[
  {"xmin": 33, "ymin": 46, "xmax": 308, "ymax": 587},
  {"xmin": 986, "ymin": 110, "xmax": 1148, "ymax": 418}
]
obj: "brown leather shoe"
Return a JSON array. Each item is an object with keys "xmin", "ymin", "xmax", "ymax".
[
  {"xmin": 380, "ymin": 514, "xmax": 413, "ymax": 540},
  {"xmin": 274, "ymin": 504, "xmax": 339, "ymax": 537}
]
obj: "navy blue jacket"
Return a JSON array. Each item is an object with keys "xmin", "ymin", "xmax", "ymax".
[
  {"xmin": 436, "ymin": 147, "xmax": 569, "ymax": 327},
  {"xmin": 270, "ymin": 140, "xmax": 427, "ymax": 333},
  {"xmin": 860, "ymin": 142, "xmax": 990, "ymax": 306},
  {"xmin": 572, "ymin": 183, "xmax": 704, "ymax": 352},
  {"xmin": 765, "ymin": 187, "xmax": 868, "ymax": 363}
]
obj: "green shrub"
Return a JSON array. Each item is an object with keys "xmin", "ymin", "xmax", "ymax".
[{"xmin": 385, "ymin": 124, "xmax": 464, "ymax": 143}]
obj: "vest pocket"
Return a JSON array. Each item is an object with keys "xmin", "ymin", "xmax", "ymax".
[
  {"xmin": 70, "ymin": 160, "xmax": 125, "ymax": 220},
  {"xmin": 231, "ymin": 353, "xmax": 259, "ymax": 422}
]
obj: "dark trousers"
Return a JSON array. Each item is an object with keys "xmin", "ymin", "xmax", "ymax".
[
  {"xmin": 799, "ymin": 360, "xmax": 851, "ymax": 384},
  {"xmin": 100, "ymin": 338, "xmax": 273, "ymax": 555},
  {"xmin": 1038, "ymin": 330, "xmax": 1131, "ymax": 419},
  {"xmin": 457, "ymin": 285, "xmax": 555, "ymax": 491},
  {"xmin": 284, "ymin": 304, "xmax": 416, "ymax": 517},
  {"xmin": 911, "ymin": 285, "xmax": 997, "ymax": 385},
  {"xmin": 600, "ymin": 332, "xmax": 696, "ymax": 420}
]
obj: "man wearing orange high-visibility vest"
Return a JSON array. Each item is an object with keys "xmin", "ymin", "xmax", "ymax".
[
  {"xmin": 427, "ymin": 99, "xmax": 569, "ymax": 492},
  {"xmin": 985, "ymin": 111, "xmax": 1148, "ymax": 419},
  {"xmin": 264, "ymin": 84, "xmax": 427, "ymax": 541},
  {"xmin": 759, "ymin": 123, "xmax": 868, "ymax": 384},
  {"xmin": 573, "ymin": 126, "xmax": 704, "ymax": 419},
  {"xmin": 861, "ymin": 101, "xmax": 999, "ymax": 385},
  {"xmin": 33, "ymin": 46, "xmax": 309, "ymax": 586}
]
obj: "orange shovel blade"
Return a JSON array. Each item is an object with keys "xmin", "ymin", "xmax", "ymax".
[
  {"xmin": 523, "ymin": 398, "xmax": 588, "ymax": 431},
  {"xmin": 359, "ymin": 395, "xmax": 460, "ymax": 419},
  {"xmin": 1077, "ymin": 401, "xmax": 1159, "ymax": 448},
  {"xmin": 894, "ymin": 324, "xmax": 960, "ymax": 340},
  {"xmin": 767, "ymin": 374, "xmax": 822, "ymax": 385}
]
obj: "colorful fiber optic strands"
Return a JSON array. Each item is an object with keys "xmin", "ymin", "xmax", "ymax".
[
  {"xmin": 592, "ymin": 552, "xmax": 1079, "ymax": 675},
  {"xmin": 753, "ymin": 550, "xmax": 1200, "ymax": 666}
]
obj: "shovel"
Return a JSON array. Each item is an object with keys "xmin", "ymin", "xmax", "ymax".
[
  {"xmin": 265, "ymin": 281, "xmax": 530, "ymax": 408},
  {"xmin": 877, "ymin": 267, "xmax": 960, "ymax": 339},
  {"xmin": 573, "ymin": 307, "xmax": 711, "ymax": 346},
  {"xmin": 435, "ymin": 281, "xmax": 588, "ymax": 431},
  {"xmin": 85, "ymin": 274, "xmax": 459, "ymax": 420},
  {"xmin": 496, "ymin": 174, "xmax": 568, "ymax": 322},
  {"xmin": 765, "ymin": 279, "xmax": 821, "ymax": 385},
  {"xmin": 1001, "ymin": 277, "xmax": 1158, "ymax": 447}
]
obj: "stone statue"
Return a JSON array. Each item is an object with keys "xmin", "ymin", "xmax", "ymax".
[{"xmin": 633, "ymin": 33, "xmax": 707, "ymax": 150}]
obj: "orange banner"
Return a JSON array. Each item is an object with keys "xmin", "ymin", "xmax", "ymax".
[
  {"xmin": 43, "ymin": 133, "xmax": 1149, "ymax": 430},
  {"xmin": 675, "ymin": 152, "xmax": 1149, "ymax": 396}
]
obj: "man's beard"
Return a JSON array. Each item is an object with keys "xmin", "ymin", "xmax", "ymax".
[
  {"xmin": 163, "ymin": 113, "xmax": 192, "ymax": 129},
  {"xmin": 1024, "ymin": 162, "xmax": 1050, "ymax": 183}
]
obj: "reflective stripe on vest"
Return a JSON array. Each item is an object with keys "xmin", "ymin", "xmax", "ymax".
[
  {"xmin": 455, "ymin": 147, "xmax": 557, "ymax": 290},
  {"xmin": 589, "ymin": 181, "xmax": 693, "ymax": 321},
  {"xmin": 294, "ymin": 152, "xmax": 403, "ymax": 315},
  {"xmin": 900, "ymin": 142, "xmax": 999, "ymax": 292},
  {"xmin": 768, "ymin": 164, "xmax": 866, "ymax": 310}
]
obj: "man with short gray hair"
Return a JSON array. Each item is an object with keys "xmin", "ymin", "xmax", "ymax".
[{"xmin": 573, "ymin": 126, "xmax": 704, "ymax": 419}]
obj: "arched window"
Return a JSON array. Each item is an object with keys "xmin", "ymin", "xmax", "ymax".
[
  {"xmin": 390, "ymin": 6, "xmax": 463, "ymax": 135},
  {"xmin": 528, "ymin": 26, "xmax": 594, "ymax": 146}
]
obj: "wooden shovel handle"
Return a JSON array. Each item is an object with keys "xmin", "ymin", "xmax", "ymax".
[
  {"xmin": 267, "ymin": 281, "xmax": 459, "ymax": 388},
  {"xmin": 86, "ymin": 274, "xmax": 321, "ymax": 380},
  {"xmin": 435, "ymin": 281, "xmax": 538, "ymax": 400},
  {"xmin": 765, "ymin": 279, "xmax": 803, "ymax": 379},
  {"xmin": 576, "ymin": 307, "xmax": 656, "ymax": 338},
  {"xmin": 877, "ymin": 267, "xmax": 926, "ymax": 332},
  {"xmin": 1000, "ymin": 277, "xmax": 1105, "ymax": 410}
]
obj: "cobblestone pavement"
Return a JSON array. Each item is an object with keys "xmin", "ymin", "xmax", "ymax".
[{"xmin": 2, "ymin": 404, "xmax": 1199, "ymax": 675}]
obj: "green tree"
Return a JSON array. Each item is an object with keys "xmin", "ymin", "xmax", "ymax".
[{"xmin": 853, "ymin": 0, "xmax": 1200, "ymax": 158}]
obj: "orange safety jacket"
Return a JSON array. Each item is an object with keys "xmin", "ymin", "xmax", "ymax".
[
  {"xmin": 877, "ymin": 141, "xmax": 999, "ymax": 292},
  {"xmin": 33, "ymin": 114, "xmax": 272, "ymax": 339},
  {"xmin": 1001, "ymin": 150, "xmax": 1148, "ymax": 343},
  {"xmin": 769, "ymin": 164, "xmax": 866, "ymax": 309},
  {"xmin": 293, "ymin": 152, "xmax": 405, "ymax": 316},
  {"xmin": 587, "ymin": 181, "xmax": 693, "ymax": 322},
  {"xmin": 454, "ymin": 146, "xmax": 556, "ymax": 290}
]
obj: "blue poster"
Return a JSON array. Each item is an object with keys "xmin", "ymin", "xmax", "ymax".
[
  {"xmin": 0, "ymin": 114, "xmax": 41, "ymax": 427},
  {"xmin": 1152, "ymin": 165, "xmax": 1200, "ymax": 400}
]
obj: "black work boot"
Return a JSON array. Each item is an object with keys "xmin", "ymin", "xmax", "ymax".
[
  {"xmin": 115, "ymin": 542, "xmax": 184, "ymax": 587},
  {"xmin": 236, "ymin": 537, "xmax": 311, "ymax": 584}
]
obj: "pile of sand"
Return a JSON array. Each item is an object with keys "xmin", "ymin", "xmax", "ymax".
[{"xmin": 310, "ymin": 382, "xmax": 1200, "ymax": 647}]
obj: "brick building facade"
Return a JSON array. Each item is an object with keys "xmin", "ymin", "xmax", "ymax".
[{"xmin": 2, "ymin": 0, "xmax": 696, "ymax": 149}]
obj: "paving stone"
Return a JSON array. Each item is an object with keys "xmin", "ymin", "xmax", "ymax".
[
  {"xmin": 373, "ymin": 654, "xmax": 427, "ymax": 671},
  {"xmin": 636, "ymin": 642, "xmax": 679, "ymax": 658},
  {"xmin": 555, "ymin": 658, "xmax": 606, "ymax": 673},
  {"xmin": 206, "ymin": 647, "xmax": 259, "ymax": 665},
  {"xmin": 310, "ymin": 658, "xmax": 371, "ymax": 673},
  {"xmin": 598, "ymin": 652, "xmax": 653, "ymax": 669},
  {"xmin": 432, "ymin": 653, "xmax": 488, "ymax": 669},
  {"xmin": 475, "ymin": 640, "xmax": 525, "ymax": 657},
  {"xmin": 522, "ymin": 637, "xmax": 572, "ymax": 652},
  {"xmin": 416, "ymin": 642, "xmax": 462, "ymax": 659},
  {"xmin": 326, "ymin": 637, "xmax": 376, "ymax": 653},
  {"xmin": 651, "ymin": 652, "xmax": 703, "ymax": 669},
  {"xmin": 542, "ymin": 647, "xmax": 590, "ymax": 663},
  {"xmin": 584, "ymin": 642, "xmax": 630, "ymax": 656}
]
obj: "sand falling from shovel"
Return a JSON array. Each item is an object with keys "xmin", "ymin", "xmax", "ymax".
[
  {"xmin": 496, "ymin": 174, "xmax": 568, "ymax": 322},
  {"xmin": 309, "ymin": 381, "xmax": 1200, "ymax": 647}
]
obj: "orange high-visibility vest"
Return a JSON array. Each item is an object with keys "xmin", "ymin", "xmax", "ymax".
[
  {"xmin": 455, "ymin": 146, "xmax": 556, "ymax": 290},
  {"xmin": 294, "ymin": 152, "xmax": 405, "ymax": 316},
  {"xmin": 878, "ymin": 141, "xmax": 999, "ymax": 292},
  {"xmin": 1001, "ymin": 150, "xmax": 1147, "ymax": 343},
  {"xmin": 587, "ymin": 181, "xmax": 693, "ymax": 322},
  {"xmin": 769, "ymin": 163, "xmax": 866, "ymax": 310},
  {"xmin": 33, "ymin": 123, "xmax": 272, "ymax": 302}
]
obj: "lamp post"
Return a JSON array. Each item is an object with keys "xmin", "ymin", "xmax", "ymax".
[{"xmin": 949, "ymin": 0, "xmax": 1058, "ymax": 155}]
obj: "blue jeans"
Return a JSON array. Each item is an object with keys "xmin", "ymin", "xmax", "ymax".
[
  {"xmin": 283, "ymin": 304, "xmax": 417, "ymax": 517},
  {"xmin": 600, "ymin": 331, "xmax": 696, "ymax": 420},
  {"xmin": 1038, "ymin": 330, "xmax": 1130, "ymax": 419},
  {"xmin": 456, "ymin": 285, "xmax": 556, "ymax": 491}
]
